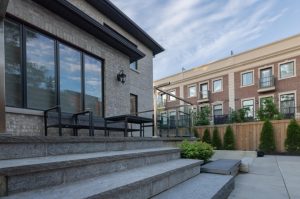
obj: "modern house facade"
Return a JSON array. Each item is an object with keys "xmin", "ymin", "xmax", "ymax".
[
  {"xmin": 154, "ymin": 34, "xmax": 300, "ymax": 124},
  {"xmin": 0, "ymin": 0, "xmax": 163, "ymax": 135}
]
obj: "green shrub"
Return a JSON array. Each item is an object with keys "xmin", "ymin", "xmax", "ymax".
[
  {"xmin": 193, "ymin": 106, "xmax": 210, "ymax": 126},
  {"xmin": 257, "ymin": 98, "xmax": 279, "ymax": 121},
  {"xmin": 229, "ymin": 107, "xmax": 250, "ymax": 123},
  {"xmin": 202, "ymin": 128, "xmax": 211, "ymax": 144},
  {"xmin": 179, "ymin": 140, "xmax": 214, "ymax": 162},
  {"xmin": 259, "ymin": 120, "xmax": 276, "ymax": 153},
  {"xmin": 285, "ymin": 119, "xmax": 300, "ymax": 153},
  {"xmin": 212, "ymin": 127, "xmax": 222, "ymax": 150},
  {"xmin": 223, "ymin": 125, "xmax": 235, "ymax": 150}
]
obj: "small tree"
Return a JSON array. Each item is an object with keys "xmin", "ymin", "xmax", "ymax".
[
  {"xmin": 230, "ymin": 107, "xmax": 250, "ymax": 123},
  {"xmin": 223, "ymin": 125, "xmax": 235, "ymax": 150},
  {"xmin": 257, "ymin": 98, "xmax": 280, "ymax": 121},
  {"xmin": 193, "ymin": 106, "xmax": 210, "ymax": 126},
  {"xmin": 212, "ymin": 127, "xmax": 222, "ymax": 149},
  {"xmin": 202, "ymin": 128, "xmax": 211, "ymax": 144},
  {"xmin": 259, "ymin": 120, "xmax": 276, "ymax": 153},
  {"xmin": 285, "ymin": 119, "xmax": 300, "ymax": 153}
]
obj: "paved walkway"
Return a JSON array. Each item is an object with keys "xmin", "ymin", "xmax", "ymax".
[{"xmin": 229, "ymin": 155, "xmax": 300, "ymax": 199}]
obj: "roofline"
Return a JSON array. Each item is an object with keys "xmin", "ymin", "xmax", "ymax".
[
  {"xmin": 32, "ymin": 0, "xmax": 145, "ymax": 62},
  {"xmin": 86, "ymin": 0, "xmax": 164, "ymax": 56},
  {"xmin": 155, "ymin": 32, "xmax": 300, "ymax": 83}
]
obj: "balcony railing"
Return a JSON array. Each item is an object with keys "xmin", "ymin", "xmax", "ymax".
[
  {"xmin": 258, "ymin": 76, "xmax": 275, "ymax": 91},
  {"xmin": 198, "ymin": 90, "xmax": 210, "ymax": 102}
]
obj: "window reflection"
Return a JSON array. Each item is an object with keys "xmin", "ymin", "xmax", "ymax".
[
  {"xmin": 84, "ymin": 55, "xmax": 102, "ymax": 116},
  {"xmin": 4, "ymin": 21, "xmax": 22, "ymax": 107},
  {"xmin": 26, "ymin": 29, "xmax": 56, "ymax": 109},
  {"xmin": 59, "ymin": 44, "xmax": 81, "ymax": 113}
]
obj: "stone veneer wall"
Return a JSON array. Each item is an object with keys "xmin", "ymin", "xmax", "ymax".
[{"xmin": 3, "ymin": 0, "xmax": 154, "ymax": 136}]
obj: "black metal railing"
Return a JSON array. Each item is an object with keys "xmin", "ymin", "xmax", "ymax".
[
  {"xmin": 198, "ymin": 90, "xmax": 210, "ymax": 101},
  {"xmin": 259, "ymin": 75, "xmax": 275, "ymax": 89}
]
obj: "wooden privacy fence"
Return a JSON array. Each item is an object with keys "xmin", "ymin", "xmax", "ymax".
[{"xmin": 194, "ymin": 119, "xmax": 298, "ymax": 152}]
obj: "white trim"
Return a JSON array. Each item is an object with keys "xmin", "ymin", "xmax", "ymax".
[
  {"xmin": 240, "ymin": 70, "xmax": 254, "ymax": 87},
  {"xmin": 278, "ymin": 90, "xmax": 297, "ymax": 113},
  {"xmin": 241, "ymin": 97, "xmax": 256, "ymax": 117},
  {"xmin": 187, "ymin": 84, "xmax": 197, "ymax": 98},
  {"xmin": 211, "ymin": 101, "xmax": 224, "ymax": 116},
  {"xmin": 212, "ymin": 77, "xmax": 223, "ymax": 93},
  {"xmin": 258, "ymin": 94, "xmax": 275, "ymax": 108},
  {"xmin": 278, "ymin": 59, "xmax": 296, "ymax": 80},
  {"xmin": 258, "ymin": 64, "xmax": 274, "ymax": 78}
]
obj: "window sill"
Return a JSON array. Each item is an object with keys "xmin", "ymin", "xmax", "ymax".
[
  {"xmin": 130, "ymin": 68, "xmax": 140, "ymax": 74},
  {"xmin": 5, "ymin": 107, "xmax": 43, "ymax": 116},
  {"xmin": 278, "ymin": 75, "xmax": 296, "ymax": 81}
]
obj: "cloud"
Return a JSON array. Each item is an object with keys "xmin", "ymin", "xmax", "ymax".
[{"xmin": 111, "ymin": 0, "xmax": 287, "ymax": 80}]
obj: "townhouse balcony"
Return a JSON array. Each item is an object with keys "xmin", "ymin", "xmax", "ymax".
[
  {"xmin": 197, "ymin": 91, "xmax": 210, "ymax": 103},
  {"xmin": 258, "ymin": 76, "xmax": 276, "ymax": 93}
]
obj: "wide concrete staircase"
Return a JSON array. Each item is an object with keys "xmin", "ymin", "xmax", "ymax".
[{"xmin": 0, "ymin": 136, "xmax": 202, "ymax": 199}]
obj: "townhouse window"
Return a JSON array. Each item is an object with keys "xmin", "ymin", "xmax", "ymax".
[
  {"xmin": 213, "ymin": 79, "xmax": 222, "ymax": 92},
  {"xmin": 280, "ymin": 93, "xmax": 295, "ymax": 115},
  {"xmin": 241, "ymin": 71, "xmax": 253, "ymax": 86},
  {"xmin": 242, "ymin": 99, "xmax": 254, "ymax": 117},
  {"xmin": 200, "ymin": 83, "xmax": 208, "ymax": 99},
  {"xmin": 188, "ymin": 85, "xmax": 196, "ymax": 97},
  {"xmin": 260, "ymin": 67, "xmax": 273, "ymax": 88},
  {"xmin": 160, "ymin": 112, "xmax": 168, "ymax": 125},
  {"xmin": 213, "ymin": 104, "xmax": 223, "ymax": 116},
  {"xmin": 4, "ymin": 19, "xmax": 104, "ymax": 116},
  {"xmin": 260, "ymin": 96, "xmax": 273, "ymax": 109},
  {"xmin": 169, "ymin": 90, "xmax": 176, "ymax": 101},
  {"xmin": 130, "ymin": 94, "xmax": 138, "ymax": 115},
  {"xmin": 279, "ymin": 61, "xmax": 295, "ymax": 79},
  {"xmin": 130, "ymin": 61, "xmax": 138, "ymax": 70}
]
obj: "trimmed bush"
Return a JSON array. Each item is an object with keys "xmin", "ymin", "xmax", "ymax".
[
  {"xmin": 223, "ymin": 125, "xmax": 235, "ymax": 150},
  {"xmin": 285, "ymin": 119, "xmax": 300, "ymax": 153},
  {"xmin": 179, "ymin": 140, "xmax": 214, "ymax": 162},
  {"xmin": 212, "ymin": 127, "xmax": 222, "ymax": 150},
  {"xmin": 202, "ymin": 128, "xmax": 211, "ymax": 144},
  {"xmin": 259, "ymin": 120, "xmax": 276, "ymax": 153}
]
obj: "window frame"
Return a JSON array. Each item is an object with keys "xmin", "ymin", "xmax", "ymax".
[
  {"xmin": 278, "ymin": 91, "xmax": 297, "ymax": 114},
  {"xmin": 212, "ymin": 102, "xmax": 223, "ymax": 116},
  {"xmin": 241, "ymin": 70, "xmax": 254, "ymax": 87},
  {"xmin": 168, "ymin": 89, "xmax": 176, "ymax": 101},
  {"xmin": 258, "ymin": 94, "xmax": 274, "ymax": 109},
  {"xmin": 241, "ymin": 97, "xmax": 255, "ymax": 118},
  {"xmin": 130, "ymin": 61, "xmax": 138, "ymax": 71},
  {"xmin": 187, "ymin": 84, "xmax": 196, "ymax": 98},
  {"xmin": 4, "ymin": 17, "xmax": 105, "ymax": 116},
  {"xmin": 212, "ymin": 78, "xmax": 223, "ymax": 93},
  {"xmin": 278, "ymin": 59, "xmax": 296, "ymax": 80},
  {"xmin": 130, "ymin": 93, "xmax": 138, "ymax": 115},
  {"xmin": 199, "ymin": 81, "xmax": 209, "ymax": 98}
]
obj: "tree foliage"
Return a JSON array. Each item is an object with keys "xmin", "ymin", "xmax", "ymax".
[
  {"xmin": 212, "ymin": 127, "xmax": 222, "ymax": 150},
  {"xmin": 285, "ymin": 119, "xmax": 300, "ymax": 153},
  {"xmin": 193, "ymin": 106, "xmax": 210, "ymax": 126},
  {"xmin": 202, "ymin": 128, "xmax": 211, "ymax": 144},
  {"xmin": 179, "ymin": 140, "xmax": 214, "ymax": 162},
  {"xmin": 223, "ymin": 125, "xmax": 235, "ymax": 150},
  {"xmin": 259, "ymin": 120, "xmax": 276, "ymax": 153},
  {"xmin": 257, "ymin": 98, "xmax": 282, "ymax": 121}
]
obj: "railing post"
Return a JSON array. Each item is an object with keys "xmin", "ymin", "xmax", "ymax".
[{"xmin": 0, "ymin": 17, "xmax": 6, "ymax": 134}]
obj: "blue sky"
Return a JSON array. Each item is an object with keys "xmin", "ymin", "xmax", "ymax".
[{"xmin": 111, "ymin": 0, "xmax": 300, "ymax": 80}]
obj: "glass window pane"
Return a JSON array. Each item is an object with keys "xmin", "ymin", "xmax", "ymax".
[
  {"xmin": 26, "ymin": 29, "xmax": 56, "ymax": 110},
  {"xmin": 59, "ymin": 44, "xmax": 81, "ymax": 113},
  {"xmin": 213, "ymin": 80, "xmax": 222, "ymax": 92},
  {"xmin": 213, "ymin": 104, "xmax": 222, "ymax": 116},
  {"xmin": 169, "ymin": 90, "xmax": 176, "ymax": 101},
  {"xmin": 200, "ymin": 83, "xmax": 208, "ymax": 98},
  {"xmin": 84, "ymin": 55, "xmax": 103, "ymax": 116},
  {"xmin": 280, "ymin": 62, "xmax": 294, "ymax": 79},
  {"xmin": 4, "ymin": 21, "xmax": 22, "ymax": 107},
  {"xmin": 188, "ymin": 86, "xmax": 196, "ymax": 97},
  {"xmin": 242, "ymin": 99, "xmax": 254, "ymax": 117},
  {"xmin": 280, "ymin": 94, "xmax": 295, "ymax": 113},
  {"xmin": 242, "ymin": 72, "xmax": 253, "ymax": 86},
  {"xmin": 130, "ymin": 61, "xmax": 137, "ymax": 70}
]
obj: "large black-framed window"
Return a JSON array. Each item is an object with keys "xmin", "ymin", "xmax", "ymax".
[{"xmin": 4, "ymin": 19, "xmax": 104, "ymax": 116}]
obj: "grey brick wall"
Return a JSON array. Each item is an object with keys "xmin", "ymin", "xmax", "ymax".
[{"xmin": 3, "ymin": 0, "xmax": 154, "ymax": 136}]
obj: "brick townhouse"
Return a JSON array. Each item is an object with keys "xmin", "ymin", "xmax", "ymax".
[{"xmin": 154, "ymin": 34, "xmax": 300, "ymax": 123}]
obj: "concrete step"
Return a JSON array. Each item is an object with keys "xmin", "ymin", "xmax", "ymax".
[
  {"xmin": 0, "ymin": 136, "xmax": 188, "ymax": 160},
  {"xmin": 2, "ymin": 159, "xmax": 202, "ymax": 199},
  {"xmin": 201, "ymin": 159, "xmax": 241, "ymax": 176},
  {"xmin": 152, "ymin": 173, "xmax": 234, "ymax": 199},
  {"xmin": 0, "ymin": 147, "xmax": 180, "ymax": 195}
]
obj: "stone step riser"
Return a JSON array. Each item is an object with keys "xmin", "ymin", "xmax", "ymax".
[
  {"xmin": 88, "ymin": 163, "xmax": 201, "ymax": 199},
  {"xmin": 0, "ymin": 141, "xmax": 167, "ymax": 160},
  {"xmin": 4, "ymin": 151, "xmax": 180, "ymax": 195}
]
